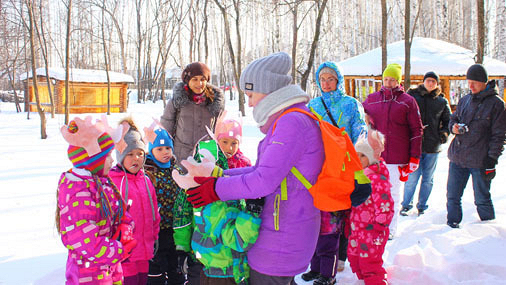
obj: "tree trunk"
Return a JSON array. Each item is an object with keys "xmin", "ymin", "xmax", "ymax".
[
  {"xmin": 233, "ymin": 0, "xmax": 244, "ymax": 116},
  {"xmin": 64, "ymin": 0, "xmax": 72, "ymax": 125},
  {"xmin": 101, "ymin": 8, "xmax": 111, "ymax": 115},
  {"xmin": 136, "ymin": 0, "xmax": 144, "ymax": 103},
  {"xmin": 37, "ymin": 0, "xmax": 54, "ymax": 118},
  {"xmin": 476, "ymin": 0, "xmax": 485, "ymax": 63},
  {"xmin": 291, "ymin": 2, "xmax": 298, "ymax": 84},
  {"xmin": 300, "ymin": 0, "xmax": 328, "ymax": 92},
  {"xmin": 27, "ymin": 0, "xmax": 47, "ymax": 139},
  {"xmin": 404, "ymin": 0, "xmax": 411, "ymax": 88},
  {"xmin": 381, "ymin": 0, "xmax": 387, "ymax": 71}
]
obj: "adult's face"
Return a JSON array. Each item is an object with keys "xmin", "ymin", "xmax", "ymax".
[
  {"xmin": 319, "ymin": 74, "xmax": 338, "ymax": 93},
  {"xmin": 245, "ymin": 91, "xmax": 268, "ymax": 107},
  {"xmin": 383, "ymin": 76, "xmax": 399, "ymax": 89},
  {"xmin": 423, "ymin": 78, "xmax": 438, "ymax": 92},
  {"xmin": 467, "ymin": 79, "xmax": 487, "ymax": 94},
  {"xmin": 188, "ymin": 75, "xmax": 207, "ymax": 94}
]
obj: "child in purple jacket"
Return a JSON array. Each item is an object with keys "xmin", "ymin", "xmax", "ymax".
[{"xmin": 57, "ymin": 116, "xmax": 136, "ymax": 284}]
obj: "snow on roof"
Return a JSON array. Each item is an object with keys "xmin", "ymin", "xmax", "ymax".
[
  {"xmin": 19, "ymin": 67, "xmax": 135, "ymax": 83},
  {"xmin": 337, "ymin": 37, "xmax": 506, "ymax": 77}
]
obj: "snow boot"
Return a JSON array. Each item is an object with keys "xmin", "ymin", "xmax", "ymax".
[
  {"xmin": 337, "ymin": 260, "xmax": 345, "ymax": 272},
  {"xmin": 314, "ymin": 276, "xmax": 336, "ymax": 285},
  {"xmin": 301, "ymin": 270, "xmax": 320, "ymax": 281},
  {"xmin": 399, "ymin": 207, "xmax": 410, "ymax": 216}
]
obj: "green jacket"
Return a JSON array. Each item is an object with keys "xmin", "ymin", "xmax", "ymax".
[{"xmin": 172, "ymin": 140, "xmax": 260, "ymax": 283}]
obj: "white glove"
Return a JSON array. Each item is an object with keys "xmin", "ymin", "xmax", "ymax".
[{"xmin": 172, "ymin": 148, "xmax": 217, "ymax": 189}]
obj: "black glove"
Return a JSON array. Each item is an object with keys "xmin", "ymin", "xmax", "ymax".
[
  {"xmin": 245, "ymin": 197, "xmax": 265, "ymax": 216},
  {"xmin": 482, "ymin": 156, "xmax": 498, "ymax": 181},
  {"xmin": 440, "ymin": 132, "xmax": 449, "ymax": 144},
  {"xmin": 176, "ymin": 250, "xmax": 189, "ymax": 275}
]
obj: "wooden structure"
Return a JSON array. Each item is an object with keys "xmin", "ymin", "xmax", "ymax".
[
  {"xmin": 21, "ymin": 68, "xmax": 134, "ymax": 113},
  {"xmin": 337, "ymin": 37, "xmax": 506, "ymax": 109}
]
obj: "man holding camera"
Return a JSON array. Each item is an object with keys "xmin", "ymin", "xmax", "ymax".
[{"xmin": 446, "ymin": 64, "xmax": 506, "ymax": 228}]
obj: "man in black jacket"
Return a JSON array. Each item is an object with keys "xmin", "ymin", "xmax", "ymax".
[
  {"xmin": 401, "ymin": 71, "xmax": 451, "ymax": 216},
  {"xmin": 446, "ymin": 64, "xmax": 506, "ymax": 228}
]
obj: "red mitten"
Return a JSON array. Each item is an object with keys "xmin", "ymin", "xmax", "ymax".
[
  {"xmin": 398, "ymin": 157, "xmax": 420, "ymax": 182},
  {"xmin": 186, "ymin": 177, "xmax": 219, "ymax": 208},
  {"xmin": 112, "ymin": 223, "xmax": 134, "ymax": 243},
  {"xmin": 121, "ymin": 238, "xmax": 137, "ymax": 261}
]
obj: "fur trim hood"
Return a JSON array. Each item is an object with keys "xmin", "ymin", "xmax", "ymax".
[{"xmin": 172, "ymin": 82, "xmax": 224, "ymax": 117}]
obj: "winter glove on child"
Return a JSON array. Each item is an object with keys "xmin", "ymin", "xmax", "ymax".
[
  {"xmin": 482, "ymin": 156, "xmax": 497, "ymax": 181},
  {"xmin": 172, "ymin": 149, "xmax": 223, "ymax": 189},
  {"xmin": 120, "ymin": 238, "xmax": 138, "ymax": 261},
  {"xmin": 176, "ymin": 250, "xmax": 189, "ymax": 275},
  {"xmin": 398, "ymin": 157, "xmax": 420, "ymax": 182},
  {"xmin": 186, "ymin": 176, "xmax": 220, "ymax": 208},
  {"xmin": 112, "ymin": 223, "xmax": 134, "ymax": 243},
  {"xmin": 245, "ymin": 197, "xmax": 265, "ymax": 217}
]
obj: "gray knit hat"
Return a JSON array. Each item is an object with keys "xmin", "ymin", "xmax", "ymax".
[
  {"xmin": 319, "ymin": 67, "xmax": 338, "ymax": 80},
  {"xmin": 116, "ymin": 128, "xmax": 146, "ymax": 166},
  {"xmin": 239, "ymin": 52, "xmax": 292, "ymax": 94}
]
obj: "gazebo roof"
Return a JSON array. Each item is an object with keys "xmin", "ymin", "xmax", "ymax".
[
  {"xmin": 338, "ymin": 37, "xmax": 506, "ymax": 77},
  {"xmin": 20, "ymin": 67, "xmax": 135, "ymax": 83}
]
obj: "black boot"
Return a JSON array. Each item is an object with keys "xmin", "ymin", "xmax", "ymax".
[
  {"xmin": 301, "ymin": 270, "xmax": 320, "ymax": 281},
  {"xmin": 314, "ymin": 276, "xmax": 336, "ymax": 285}
]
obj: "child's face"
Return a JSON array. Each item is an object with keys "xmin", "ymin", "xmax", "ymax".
[
  {"xmin": 123, "ymin": 149, "xmax": 145, "ymax": 174},
  {"xmin": 152, "ymin": 146, "xmax": 173, "ymax": 164},
  {"xmin": 358, "ymin": 152, "xmax": 370, "ymax": 168},
  {"xmin": 103, "ymin": 152, "xmax": 114, "ymax": 175},
  {"xmin": 218, "ymin": 137, "xmax": 239, "ymax": 158}
]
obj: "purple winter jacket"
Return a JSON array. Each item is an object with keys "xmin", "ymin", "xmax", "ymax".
[
  {"xmin": 215, "ymin": 102, "xmax": 324, "ymax": 277},
  {"xmin": 363, "ymin": 86, "xmax": 423, "ymax": 164}
]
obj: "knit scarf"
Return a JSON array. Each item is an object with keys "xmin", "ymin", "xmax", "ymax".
[{"xmin": 253, "ymin": 84, "xmax": 310, "ymax": 127}]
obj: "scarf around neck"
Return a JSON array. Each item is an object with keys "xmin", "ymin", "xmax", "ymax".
[{"xmin": 253, "ymin": 84, "xmax": 310, "ymax": 127}]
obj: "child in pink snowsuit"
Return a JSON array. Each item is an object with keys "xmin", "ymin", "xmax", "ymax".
[
  {"xmin": 348, "ymin": 130, "xmax": 394, "ymax": 285},
  {"xmin": 57, "ymin": 117, "xmax": 136, "ymax": 284},
  {"xmin": 109, "ymin": 119, "xmax": 161, "ymax": 285}
]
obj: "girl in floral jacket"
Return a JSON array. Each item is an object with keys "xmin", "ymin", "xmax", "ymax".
[
  {"xmin": 57, "ymin": 117, "xmax": 135, "ymax": 284},
  {"xmin": 348, "ymin": 130, "xmax": 394, "ymax": 285}
]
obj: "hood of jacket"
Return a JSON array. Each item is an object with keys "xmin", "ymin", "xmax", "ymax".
[
  {"xmin": 472, "ymin": 80, "xmax": 499, "ymax": 101},
  {"xmin": 315, "ymin": 61, "xmax": 346, "ymax": 99},
  {"xmin": 172, "ymin": 81, "xmax": 224, "ymax": 117}
]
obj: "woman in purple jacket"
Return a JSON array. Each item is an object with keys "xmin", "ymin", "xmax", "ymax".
[
  {"xmin": 362, "ymin": 63, "xmax": 423, "ymax": 239},
  {"xmin": 186, "ymin": 52, "xmax": 325, "ymax": 284}
]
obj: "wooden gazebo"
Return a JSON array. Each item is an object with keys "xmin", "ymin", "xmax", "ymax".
[
  {"xmin": 21, "ymin": 68, "xmax": 134, "ymax": 113},
  {"xmin": 337, "ymin": 37, "xmax": 506, "ymax": 109}
]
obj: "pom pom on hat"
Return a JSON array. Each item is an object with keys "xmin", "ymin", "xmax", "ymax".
[
  {"xmin": 383, "ymin": 63, "xmax": 402, "ymax": 84},
  {"xmin": 182, "ymin": 62, "xmax": 211, "ymax": 84},
  {"xmin": 62, "ymin": 117, "xmax": 115, "ymax": 176},
  {"xmin": 354, "ymin": 127, "xmax": 385, "ymax": 165},
  {"xmin": 466, "ymin": 64, "xmax": 488, "ymax": 83},
  {"xmin": 239, "ymin": 52, "xmax": 292, "ymax": 94}
]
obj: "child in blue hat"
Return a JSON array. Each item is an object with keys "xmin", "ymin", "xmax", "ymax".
[{"xmin": 143, "ymin": 124, "xmax": 187, "ymax": 284}]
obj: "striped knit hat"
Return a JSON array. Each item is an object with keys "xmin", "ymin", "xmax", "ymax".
[{"xmin": 66, "ymin": 120, "xmax": 115, "ymax": 176}]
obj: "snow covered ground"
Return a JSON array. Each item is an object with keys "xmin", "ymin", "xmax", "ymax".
[{"xmin": 1, "ymin": 93, "xmax": 505, "ymax": 285}]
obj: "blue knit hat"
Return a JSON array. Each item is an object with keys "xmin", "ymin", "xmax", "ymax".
[{"xmin": 147, "ymin": 128, "xmax": 174, "ymax": 168}]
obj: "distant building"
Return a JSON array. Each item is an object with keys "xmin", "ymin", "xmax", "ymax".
[{"xmin": 20, "ymin": 68, "xmax": 134, "ymax": 113}]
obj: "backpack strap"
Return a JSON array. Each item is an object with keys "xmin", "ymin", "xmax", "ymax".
[
  {"xmin": 320, "ymin": 97, "xmax": 339, "ymax": 127},
  {"xmin": 280, "ymin": 167, "xmax": 312, "ymax": 201},
  {"xmin": 272, "ymin": 108, "xmax": 319, "ymax": 132}
]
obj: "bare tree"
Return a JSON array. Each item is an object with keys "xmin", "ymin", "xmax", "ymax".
[
  {"xmin": 26, "ymin": 0, "xmax": 47, "ymax": 138},
  {"xmin": 404, "ymin": 0, "xmax": 422, "ymax": 88},
  {"xmin": 476, "ymin": 0, "xmax": 485, "ymax": 63},
  {"xmin": 64, "ymin": 0, "xmax": 72, "ymax": 124},
  {"xmin": 381, "ymin": 0, "xmax": 387, "ymax": 71},
  {"xmin": 299, "ymin": 0, "xmax": 328, "ymax": 92},
  {"xmin": 101, "ymin": 7, "xmax": 111, "ymax": 115},
  {"xmin": 36, "ymin": 0, "xmax": 54, "ymax": 117},
  {"xmin": 135, "ymin": 0, "xmax": 145, "ymax": 103},
  {"xmin": 213, "ymin": 0, "xmax": 246, "ymax": 115}
]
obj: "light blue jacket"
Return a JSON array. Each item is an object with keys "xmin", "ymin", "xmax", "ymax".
[{"xmin": 308, "ymin": 61, "xmax": 366, "ymax": 143}]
